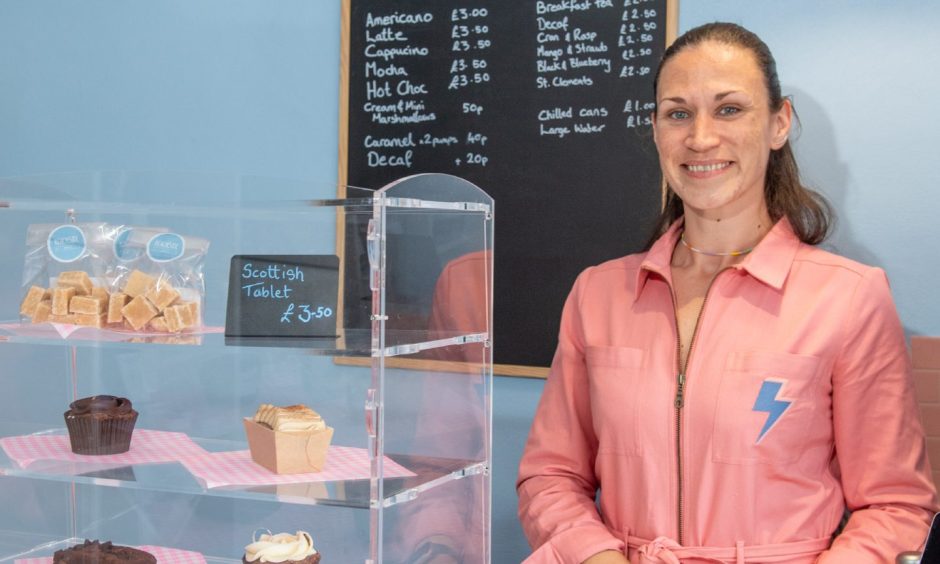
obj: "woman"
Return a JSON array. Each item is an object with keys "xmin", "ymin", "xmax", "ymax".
[{"xmin": 517, "ymin": 22, "xmax": 937, "ymax": 564}]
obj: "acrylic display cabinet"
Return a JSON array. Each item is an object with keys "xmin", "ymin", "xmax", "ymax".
[{"xmin": 0, "ymin": 171, "xmax": 493, "ymax": 563}]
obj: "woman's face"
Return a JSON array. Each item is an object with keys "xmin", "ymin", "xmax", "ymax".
[{"xmin": 652, "ymin": 41, "xmax": 791, "ymax": 220}]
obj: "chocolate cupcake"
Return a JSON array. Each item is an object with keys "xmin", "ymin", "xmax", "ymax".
[
  {"xmin": 64, "ymin": 395, "xmax": 138, "ymax": 455},
  {"xmin": 53, "ymin": 539, "xmax": 156, "ymax": 563},
  {"xmin": 243, "ymin": 531, "xmax": 321, "ymax": 563}
]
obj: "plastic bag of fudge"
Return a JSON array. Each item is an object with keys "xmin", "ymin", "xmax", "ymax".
[
  {"xmin": 106, "ymin": 231, "xmax": 210, "ymax": 333},
  {"xmin": 19, "ymin": 222, "xmax": 113, "ymax": 325},
  {"xmin": 103, "ymin": 225, "xmax": 169, "ymax": 291}
]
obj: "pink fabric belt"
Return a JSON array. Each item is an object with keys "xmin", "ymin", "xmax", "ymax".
[{"xmin": 627, "ymin": 535, "xmax": 832, "ymax": 564}]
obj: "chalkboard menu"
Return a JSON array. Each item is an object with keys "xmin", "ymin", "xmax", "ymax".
[
  {"xmin": 342, "ymin": 0, "xmax": 676, "ymax": 375},
  {"xmin": 225, "ymin": 255, "xmax": 339, "ymax": 341}
]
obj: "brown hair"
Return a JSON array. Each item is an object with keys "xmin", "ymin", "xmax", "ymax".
[{"xmin": 646, "ymin": 22, "xmax": 832, "ymax": 247}]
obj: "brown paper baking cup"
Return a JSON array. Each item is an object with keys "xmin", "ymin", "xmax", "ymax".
[
  {"xmin": 243, "ymin": 418, "xmax": 334, "ymax": 474},
  {"xmin": 64, "ymin": 411, "xmax": 139, "ymax": 455}
]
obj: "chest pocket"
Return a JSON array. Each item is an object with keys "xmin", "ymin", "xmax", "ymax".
[
  {"xmin": 712, "ymin": 351, "xmax": 826, "ymax": 465},
  {"xmin": 587, "ymin": 345, "xmax": 645, "ymax": 457}
]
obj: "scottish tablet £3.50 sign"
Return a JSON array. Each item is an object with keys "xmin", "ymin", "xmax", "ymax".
[{"xmin": 225, "ymin": 255, "xmax": 339, "ymax": 338}]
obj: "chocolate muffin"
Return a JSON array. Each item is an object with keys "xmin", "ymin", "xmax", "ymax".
[
  {"xmin": 64, "ymin": 395, "xmax": 138, "ymax": 455},
  {"xmin": 53, "ymin": 539, "xmax": 155, "ymax": 563}
]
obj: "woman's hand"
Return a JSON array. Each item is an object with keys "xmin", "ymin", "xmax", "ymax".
[{"xmin": 582, "ymin": 550, "xmax": 630, "ymax": 564}]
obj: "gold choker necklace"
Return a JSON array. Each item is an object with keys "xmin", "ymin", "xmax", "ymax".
[{"xmin": 679, "ymin": 232, "xmax": 754, "ymax": 257}]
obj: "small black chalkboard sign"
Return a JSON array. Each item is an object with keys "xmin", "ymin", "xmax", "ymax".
[{"xmin": 225, "ymin": 255, "xmax": 339, "ymax": 339}]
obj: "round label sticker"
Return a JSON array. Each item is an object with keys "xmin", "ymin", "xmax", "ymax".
[
  {"xmin": 113, "ymin": 228, "xmax": 142, "ymax": 262},
  {"xmin": 147, "ymin": 233, "xmax": 185, "ymax": 262},
  {"xmin": 47, "ymin": 225, "xmax": 86, "ymax": 263}
]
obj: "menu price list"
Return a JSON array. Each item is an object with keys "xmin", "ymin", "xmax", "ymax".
[
  {"xmin": 349, "ymin": 0, "xmax": 665, "ymax": 182},
  {"xmin": 347, "ymin": 0, "xmax": 668, "ymax": 367},
  {"xmin": 354, "ymin": 6, "xmax": 493, "ymax": 175}
]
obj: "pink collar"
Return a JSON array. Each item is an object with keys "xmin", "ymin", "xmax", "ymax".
[{"xmin": 635, "ymin": 217, "xmax": 802, "ymax": 300}]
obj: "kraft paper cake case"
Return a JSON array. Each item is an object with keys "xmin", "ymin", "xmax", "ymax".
[
  {"xmin": 63, "ymin": 395, "xmax": 139, "ymax": 455},
  {"xmin": 243, "ymin": 418, "xmax": 334, "ymax": 474}
]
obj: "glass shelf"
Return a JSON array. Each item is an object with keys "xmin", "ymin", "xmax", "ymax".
[
  {"xmin": 0, "ymin": 195, "xmax": 489, "ymax": 218},
  {"xmin": 0, "ymin": 322, "xmax": 488, "ymax": 357},
  {"xmin": 0, "ymin": 171, "xmax": 494, "ymax": 563},
  {"xmin": 0, "ymin": 430, "xmax": 484, "ymax": 511}
]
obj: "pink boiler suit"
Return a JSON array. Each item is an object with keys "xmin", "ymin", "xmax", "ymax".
[{"xmin": 517, "ymin": 219, "xmax": 937, "ymax": 563}]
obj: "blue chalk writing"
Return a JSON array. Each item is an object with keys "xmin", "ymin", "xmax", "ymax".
[
  {"xmin": 242, "ymin": 282, "xmax": 293, "ymax": 299},
  {"xmin": 279, "ymin": 303, "xmax": 333, "ymax": 324},
  {"xmin": 242, "ymin": 263, "xmax": 304, "ymax": 282},
  {"xmin": 281, "ymin": 303, "xmax": 295, "ymax": 323}
]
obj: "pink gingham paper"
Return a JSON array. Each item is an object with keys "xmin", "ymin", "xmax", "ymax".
[
  {"xmin": 0, "ymin": 429, "xmax": 206, "ymax": 468},
  {"xmin": 0, "ymin": 323, "xmax": 225, "ymax": 345},
  {"xmin": 0, "ymin": 322, "xmax": 223, "ymax": 342},
  {"xmin": 180, "ymin": 445, "xmax": 415, "ymax": 488},
  {"xmin": 15, "ymin": 544, "xmax": 207, "ymax": 564}
]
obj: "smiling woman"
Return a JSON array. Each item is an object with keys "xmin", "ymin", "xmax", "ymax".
[
  {"xmin": 653, "ymin": 42, "xmax": 790, "ymax": 230},
  {"xmin": 647, "ymin": 23, "xmax": 831, "ymax": 250},
  {"xmin": 517, "ymin": 22, "xmax": 938, "ymax": 564}
]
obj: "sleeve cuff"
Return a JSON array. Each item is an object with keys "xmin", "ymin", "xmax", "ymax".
[{"xmin": 523, "ymin": 524, "xmax": 624, "ymax": 564}]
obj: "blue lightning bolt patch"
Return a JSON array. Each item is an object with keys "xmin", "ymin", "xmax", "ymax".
[{"xmin": 752, "ymin": 379, "xmax": 792, "ymax": 444}]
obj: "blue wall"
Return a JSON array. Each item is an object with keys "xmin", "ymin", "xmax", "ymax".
[
  {"xmin": 679, "ymin": 1, "xmax": 940, "ymax": 340},
  {"xmin": 0, "ymin": 0, "xmax": 336, "ymax": 181},
  {"xmin": 2, "ymin": 2, "xmax": 939, "ymax": 563}
]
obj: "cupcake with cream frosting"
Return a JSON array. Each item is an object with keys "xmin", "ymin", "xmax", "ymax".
[{"xmin": 243, "ymin": 531, "xmax": 320, "ymax": 564}]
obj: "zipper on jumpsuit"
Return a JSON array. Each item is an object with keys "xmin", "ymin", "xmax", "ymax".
[{"xmin": 671, "ymin": 268, "xmax": 730, "ymax": 547}]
